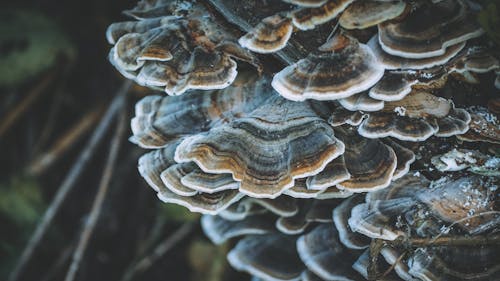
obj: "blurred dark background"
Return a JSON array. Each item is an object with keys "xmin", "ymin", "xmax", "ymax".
[{"xmin": 0, "ymin": 1, "xmax": 247, "ymax": 280}]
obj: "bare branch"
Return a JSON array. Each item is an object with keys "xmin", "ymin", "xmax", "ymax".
[
  {"xmin": 28, "ymin": 106, "xmax": 104, "ymax": 176},
  {"xmin": 393, "ymin": 234, "xmax": 500, "ymax": 248},
  {"xmin": 8, "ymin": 80, "xmax": 132, "ymax": 281},
  {"xmin": 64, "ymin": 95, "xmax": 128, "ymax": 281},
  {"xmin": 121, "ymin": 222, "xmax": 196, "ymax": 281},
  {"xmin": 0, "ymin": 70, "xmax": 56, "ymax": 137}
]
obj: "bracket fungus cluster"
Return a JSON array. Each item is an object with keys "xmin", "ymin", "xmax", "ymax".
[
  {"xmin": 107, "ymin": 0, "xmax": 500, "ymax": 280},
  {"xmin": 107, "ymin": 0, "xmax": 260, "ymax": 95},
  {"xmin": 201, "ymin": 173, "xmax": 500, "ymax": 281}
]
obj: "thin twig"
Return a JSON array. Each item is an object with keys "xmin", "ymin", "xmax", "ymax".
[
  {"xmin": 428, "ymin": 211, "xmax": 500, "ymax": 242},
  {"xmin": 33, "ymin": 91, "xmax": 64, "ymax": 153},
  {"xmin": 368, "ymin": 234, "xmax": 500, "ymax": 280},
  {"xmin": 136, "ymin": 212, "xmax": 169, "ymax": 259},
  {"xmin": 40, "ymin": 243, "xmax": 75, "ymax": 281},
  {"xmin": 32, "ymin": 78, "xmax": 67, "ymax": 154},
  {"xmin": 393, "ymin": 233, "xmax": 500, "ymax": 247},
  {"xmin": 121, "ymin": 222, "xmax": 196, "ymax": 281},
  {"xmin": 0, "ymin": 70, "xmax": 57, "ymax": 138},
  {"xmin": 380, "ymin": 251, "xmax": 406, "ymax": 279},
  {"xmin": 64, "ymin": 97, "xmax": 128, "ymax": 281},
  {"xmin": 28, "ymin": 106, "xmax": 104, "ymax": 176},
  {"xmin": 8, "ymin": 80, "xmax": 132, "ymax": 281},
  {"xmin": 120, "ymin": 209, "xmax": 172, "ymax": 281}
]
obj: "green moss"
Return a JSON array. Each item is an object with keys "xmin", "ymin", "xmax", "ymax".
[{"xmin": 0, "ymin": 10, "xmax": 76, "ymax": 87}]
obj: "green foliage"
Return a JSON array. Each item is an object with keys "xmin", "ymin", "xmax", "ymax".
[
  {"xmin": 478, "ymin": 0, "xmax": 500, "ymax": 46},
  {"xmin": 0, "ymin": 176, "xmax": 46, "ymax": 278},
  {"xmin": 159, "ymin": 203, "xmax": 200, "ymax": 222},
  {"xmin": 0, "ymin": 10, "xmax": 76, "ymax": 87},
  {"xmin": 0, "ymin": 177, "xmax": 44, "ymax": 226}
]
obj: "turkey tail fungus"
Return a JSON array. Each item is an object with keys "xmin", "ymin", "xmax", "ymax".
[{"xmin": 107, "ymin": 0, "xmax": 500, "ymax": 280}]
